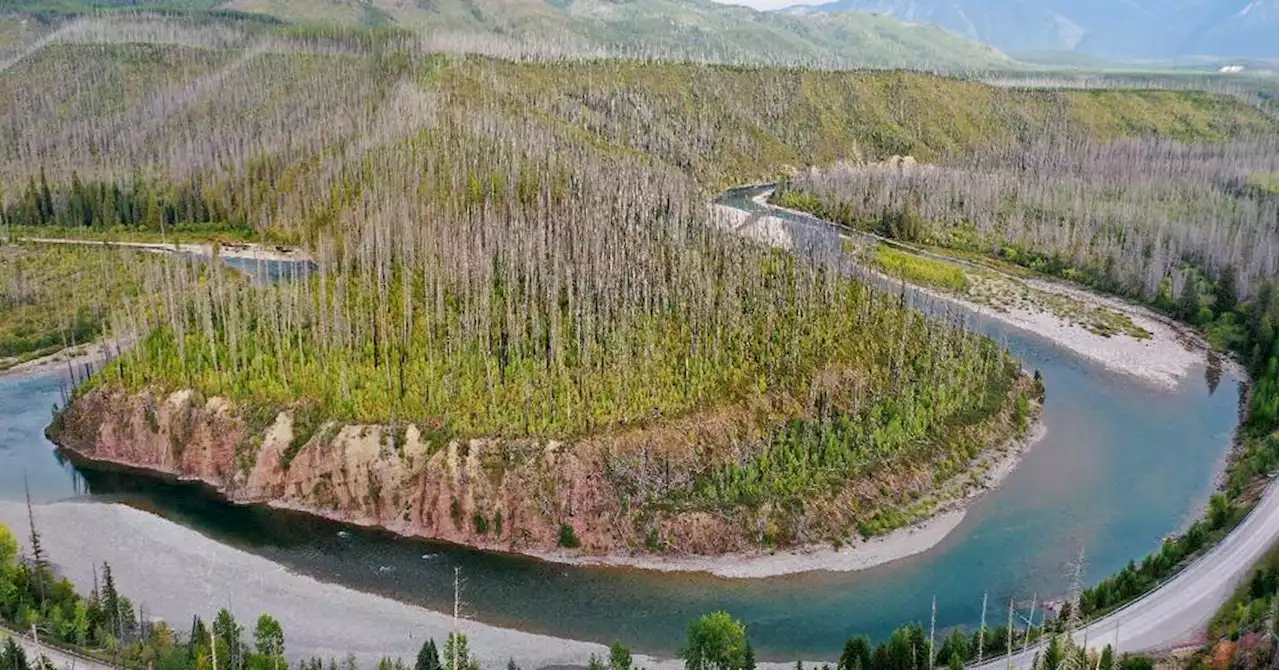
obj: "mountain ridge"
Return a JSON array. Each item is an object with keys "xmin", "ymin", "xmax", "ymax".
[
  {"xmin": 775, "ymin": 0, "xmax": 1280, "ymax": 60},
  {"xmin": 2, "ymin": 0, "xmax": 1014, "ymax": 70}
]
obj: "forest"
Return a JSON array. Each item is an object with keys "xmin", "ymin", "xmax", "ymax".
[
  {"xmin": 4, "ymin": 12, "xmax": 1276, "ymax": 552},
  {"xmin": 769, "ymin": 136, "xmax": 1279, "ymax": 478},
  {"xmin": 7, "ymin": 16, "xmax": 1175, "ymax": 549}
]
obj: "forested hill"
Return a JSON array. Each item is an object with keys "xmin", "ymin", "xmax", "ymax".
[
  {"xmin": 0, "ymin": 0, "xmax": 1014, "ymax": 71},
  {"xmin": 0, "ymin": 20, "xmax": 1272, "ymax": 241},
  {"xmin": 7, "ymin": 12, "xmax": 1277, "ymax": 557}
]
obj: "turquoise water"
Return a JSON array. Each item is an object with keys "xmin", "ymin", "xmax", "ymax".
[{"xmin": 0, "ymin": 197, "xmax": 1238, "ymax": 660}]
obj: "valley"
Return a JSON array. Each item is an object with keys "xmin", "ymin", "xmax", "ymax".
[{"xmin": 0, "ymin": 4, "xmax": 1276, "ymax": 670}]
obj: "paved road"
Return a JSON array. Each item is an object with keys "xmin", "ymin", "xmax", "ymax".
[
  {"xmin": 1, "ymin": 625, "xmax": 116, "ymax": 670},
  {"xmin": 974, "ymin": 481, "xmax": 1279, "ymax": 668}
]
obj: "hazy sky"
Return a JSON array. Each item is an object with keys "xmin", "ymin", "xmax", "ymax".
[{"xmin": 710, "ymin": 0, "xmax": 824, "ymax": 11}]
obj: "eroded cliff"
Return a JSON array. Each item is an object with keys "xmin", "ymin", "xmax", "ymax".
[{"xmin": 49, "ymin": 380, "xmax": 1037, "ymax": 559}]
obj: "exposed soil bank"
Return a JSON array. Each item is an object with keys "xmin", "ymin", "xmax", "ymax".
[
  {"xmin": 48, "ymin": 370, "xmax": 1036, "ymax": 577},
  {"xmin": 529, "ymin": 421, "xmax": 1046, "ymax": 578}
]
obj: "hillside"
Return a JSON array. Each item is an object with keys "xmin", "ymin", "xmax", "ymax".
[
  {"xmin": 778, "ymin": 0, "xmax": 1280, "ymax": 61},
  {"xmin": 3, "ymin": 18, "xmax": 1273, "ymax": 562},
  {"xmin": 1, "ymin": 0, "xmax": 1012, "ymax": 71}
]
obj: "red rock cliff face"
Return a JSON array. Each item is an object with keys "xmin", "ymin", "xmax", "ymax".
[
  {"xmin": 50, "ymin": 381, "xmax": 1032, "ymax": 558},
  {"xmin": 49, "ymin": 386, "xmax": 758, "ymax": 556}
]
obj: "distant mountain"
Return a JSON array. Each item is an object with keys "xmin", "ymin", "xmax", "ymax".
[
  {"xmin": 5, "ymin": 0, "xmax": 1013, "ymax": 71},
  {"xmin": 777, "ymin": 0, "xmax": 1280, "ymax": 60}
]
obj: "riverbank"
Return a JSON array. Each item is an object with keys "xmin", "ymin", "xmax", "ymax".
[
  {"xmin": 720, "ymin": 192, "xmax": 1206, "ymax": 390},
  {"xmin": 49, "ymin": 375, "xmax": 1039, "ymax": 579},
  {"xmin": 16, "ymin": 237, "xmax": 313, "ymax": 263},
  {"xmin": 526, "ymin": 420, "xmax": 1046, "ymax": 578},
  {"xmin": 0, "ymin": 500, "xmax": 686, "ymax": 670},
  {"xmin": 1, "ymin": 336, "xmax": 132, "ymax": 379}
]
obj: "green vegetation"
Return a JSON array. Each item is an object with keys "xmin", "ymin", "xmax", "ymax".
[
  {"xmin": 1209, "ymin": 546, "xmax": 1278, "ymax": 643},
  {"xmin": 871, "ymin": 245, "xmax": 969, "ymax": 292},
  {"xmin": 1177, "ymin": 545, "xmax": 1279, "ymax": 669},
  {"xmin": 0, "ymin": 245, "xmax": 169, "ymax": 368},
  {"xmin": 2, "ymin": 517, "xmax": 517, "ymax": 670},
  {"xmin": 1078, "ymin": 493, "xmax": 1249, "ymax": 616},
  {"xmin": 8, "ymin": 18, "xmax": 1267, "ymax": 553},
  {"xmin": 4, "ymin": 0, "xmax": 1272, "ymax": 568},
  {"xmin": 1, "ymin": 171, "xmax": 255, "ymax": 239},
  {"xmin": 1247, "ymin": 172, "xmax": 1279, "ymax": 195},
  {"xmin": 557, "ymin": 524, "xmax": 581, "ymax": 549},
  {"xmin": 775, "ymin": 140, "xmax": 1277, "ymax": 313},
  {"xmin": 0, "ymin": 519, "xmax": 287, "ymax": 670},
  {"xmin": 680, "ymin": 612, "xmax": 752, "ymax": 670}
]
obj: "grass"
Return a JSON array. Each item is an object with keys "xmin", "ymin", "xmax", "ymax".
[
  {"xmin": 871, "ymin": 245, "xmax": 970, "ymax": 292},
  {"xmin": 1248, "ymin": 173, "xmax": 1279, "ymax": 195},
  {"xmin": 861, "ymin": 240, "xmax": 1153, "ymax": 340}
]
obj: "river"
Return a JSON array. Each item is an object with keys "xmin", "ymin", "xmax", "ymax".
[{"xmin": 0, "ymin": 199, "xmax": 1240, "ymax": 662}]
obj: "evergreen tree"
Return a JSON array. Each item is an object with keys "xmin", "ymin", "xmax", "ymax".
[
  {"xmin": 1177, "ymin": 275, "xmax": 1201, "ymax": 322},
  {"xmin": 254, "ymin": 614, "xmax": 286, "ymax": 660},
  {"xmin": 1040, "ymin": 635, "xmax": 1064, "ymax": 670},
  {"xmin": 442, "ymin": 633, "xmax": 479, "ymax": 670},
  {"xmin": 23, "ymin": 478, "xmax": 47, "ymax": 607},
  {"xmin": 414, "ymin": 639, "xmax": 441, "ymax": 670},
  {"xmin": 101, "ymin": 562, "xmax": 121, "ymax": 640},
  {"xmin": 1, "ymin": 637, "xmax": 29, "ymax": 670},
  {"xmin": 838, "ymin": 636, "xmax": 871, "ymax": 670},
  {"xmin": 37, "ymin": 167, "xmax": 53, "ymax": 223},
  {"xmin": 214, "ymin": 608, "xmax": 245, "ymax": 670},
  {"xmin": 190, "ymin": 615, "xmax": 209, "ymax": 659},
  {"xmin": 1215, "ymin": 266, "xmax": 1239, "ymax": 315}
]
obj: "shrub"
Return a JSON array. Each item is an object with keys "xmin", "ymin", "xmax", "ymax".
[{"xmin": 558, "ymin": 523, "xmax": 581, "ymax": 548}]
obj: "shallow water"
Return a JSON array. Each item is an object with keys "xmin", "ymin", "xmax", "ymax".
[{"xmin": 0, "ymin": 195, "xmax": 1239, "ymax": 659}]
